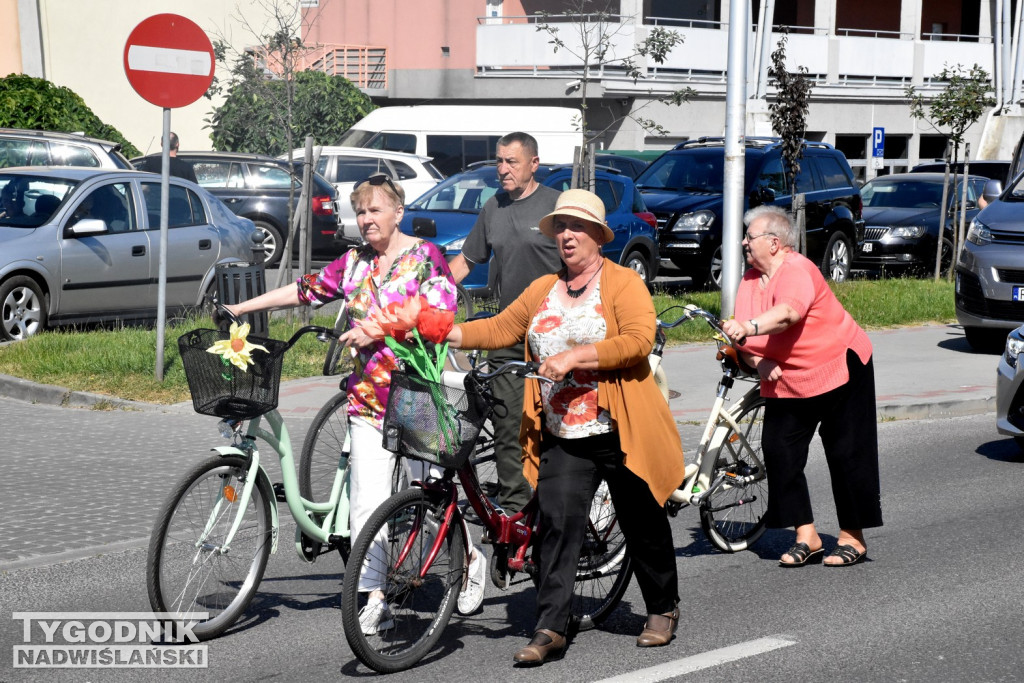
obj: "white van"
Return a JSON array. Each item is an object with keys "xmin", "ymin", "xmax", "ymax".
[{"xmin": 337, "ymin": 105, "xmax": 580, "ymax": 176}]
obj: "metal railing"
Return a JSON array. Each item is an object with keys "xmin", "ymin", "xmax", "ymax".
[{"xmin": 250, "ymin": 43, "xmax": 388, "ymax": 89}]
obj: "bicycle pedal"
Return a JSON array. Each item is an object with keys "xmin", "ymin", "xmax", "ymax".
[{"xmin": 272, "ymin": 482, "xmax": 287, "ymax": 502}]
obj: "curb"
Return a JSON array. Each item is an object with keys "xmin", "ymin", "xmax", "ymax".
[{"xmin": 0, "ymin": 373, "xmax": 189, "ymax": 413}]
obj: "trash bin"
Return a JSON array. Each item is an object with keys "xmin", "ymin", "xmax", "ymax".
[{"xmin": 216, "ymin": 261, "xmax": 268, "ymax": 336}]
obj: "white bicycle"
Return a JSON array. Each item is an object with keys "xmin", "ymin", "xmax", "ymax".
[{"xmin": 653, "ymin": 304, "xmax": 770, "ymax": 553}]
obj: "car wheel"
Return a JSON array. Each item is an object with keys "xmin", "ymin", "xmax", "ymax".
[
  {"xmin": 622, "ymin": 250, "xmax": 652, "ymax": 286},
  {"xmin": 0, "ymin": 275, "xmax": 47, "ymax": 341},
  {"xmin": 939, "ymin": 237, "xmax": 955, "ymax": 277},
  {"xmin": 690, "ymin": 245, "xmax": 723, "ymax": 290},
  {"xmin": 963, "ymin": 327, "xmax": 1007, "ymax": 354},
  {"xmin": 253, "ymin": 220, "xmax": 284, "ymax": 268},
  {"xmin": 821, "ymin": 232, "xmax": 852, "ymax": 283}
]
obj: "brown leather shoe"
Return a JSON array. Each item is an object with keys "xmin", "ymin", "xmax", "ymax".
[
  {"xmin": 513, "ymin": 629, "xmax": 566, "ymax": 665},
  {"xmin": 636, "ymin": 608, "xmax": 679, "ymax": 647}
]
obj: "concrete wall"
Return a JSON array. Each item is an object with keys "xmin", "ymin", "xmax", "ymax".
[{"xmin": 34, "ymin": 0, "xmax": 279, "ymax": 153}]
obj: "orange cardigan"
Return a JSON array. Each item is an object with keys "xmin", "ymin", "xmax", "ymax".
[{"xmin": 458, "ymin": 258, "xmax": 686, "ymax": 505}]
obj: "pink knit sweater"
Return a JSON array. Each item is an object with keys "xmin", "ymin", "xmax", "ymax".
[{"xmin": 734, "ymin": 252, "xmax": 872, "ymax": 399}]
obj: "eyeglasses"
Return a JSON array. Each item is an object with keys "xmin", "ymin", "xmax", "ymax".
[
  {"xmin": 355, "ymin": 173, "xmax": 399, "ymax": 194},
  {"xmin": 744, "ymin": 231, "xmax": 777, "ymax": 242}
]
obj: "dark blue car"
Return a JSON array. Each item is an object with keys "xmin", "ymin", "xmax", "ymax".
[{"xmin": 401, "ymin": 163, "xmax": 660, "ymax": 296}]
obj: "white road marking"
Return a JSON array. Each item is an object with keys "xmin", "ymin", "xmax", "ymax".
[
  {"xmin": 592, "ymin": 635, "xmax": 798, "ymax": 682},
  {"xmin": 126, "ymin": 46, "xmax": 212, "ymax": 76}
]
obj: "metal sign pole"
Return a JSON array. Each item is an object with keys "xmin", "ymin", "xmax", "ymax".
[{"xmin": 155, "ymin": 107, "xmax": 171, "ymax": 381}]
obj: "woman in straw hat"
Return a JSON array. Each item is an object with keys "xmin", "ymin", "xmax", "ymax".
[{"xmin": 447, "ymin": 188, "xmax": 685, "ymax": 665}]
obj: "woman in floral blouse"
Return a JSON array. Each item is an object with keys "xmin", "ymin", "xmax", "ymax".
[
  {"xmin": 448, "ymin": 189, "xmax": 686, "ymax": 665},
  {"xmin": 223, "ymin": 174, "xmax": 483, "ymax": 634}
]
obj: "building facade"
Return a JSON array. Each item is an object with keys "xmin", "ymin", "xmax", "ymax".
[
  {"xmin": 2, "ymin": 0, "xmax": 284, "ymax": 153},
  {"xmin": 301, "ymin": 0, "xmax": 1024, "ymax": 181}
]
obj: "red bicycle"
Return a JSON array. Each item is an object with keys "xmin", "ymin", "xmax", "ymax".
[{"xmin": 340, "ymin": 360, "xmax": 631, "ymax": 673}]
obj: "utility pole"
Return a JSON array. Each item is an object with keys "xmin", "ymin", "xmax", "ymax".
[{"xmin": 720, "ymin": 0, "xmax": 749, "ymax": 317}]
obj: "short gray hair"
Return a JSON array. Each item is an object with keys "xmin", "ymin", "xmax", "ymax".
[{"xmin": 744, "ymin": 205, "xmax": 796, "ymax": 248}]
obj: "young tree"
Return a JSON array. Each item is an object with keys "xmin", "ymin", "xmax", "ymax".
[
  {"xmin": 535, "ymin": 2, "xmax": 693, "ymax": 188},
  {"xmin": 906, "ymin": 64, "xmax": 997, "ymax": 280},
  {"xmin": 767, "ymin": 30, "xmax": 813, "ymax": 255}
]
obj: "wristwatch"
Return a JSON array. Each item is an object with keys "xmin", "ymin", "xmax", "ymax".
[{"xmin": 748, "ymin": 319, "xmax": 759, "ymax": 336}]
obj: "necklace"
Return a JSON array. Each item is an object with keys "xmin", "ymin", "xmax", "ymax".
[{"xmin": 564, "ymin": 264, "xmax": 602, "ymax": 299}]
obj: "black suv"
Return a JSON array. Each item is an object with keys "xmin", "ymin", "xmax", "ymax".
[
  {"xmin": 636, "ymin": 138, "xmax": 864, "ymax": 288},
  {"xmin": 133, "ymin": 152, "xmax": 349, "ymax": 267}
]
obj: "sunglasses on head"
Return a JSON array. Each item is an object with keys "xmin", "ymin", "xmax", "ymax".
[{"xmin": 355, "ymin": 173, "xmax": 398, "ymax": 194}]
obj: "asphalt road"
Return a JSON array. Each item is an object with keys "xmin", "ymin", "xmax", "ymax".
[{"xmin": 2, "ymin": 410, "xmax": 1022, "ymax": 682}]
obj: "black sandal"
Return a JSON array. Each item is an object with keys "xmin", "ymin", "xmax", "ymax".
[
  {"xmin": 824, "ymin": 544, "xmax": 866, "ymax": 567},
  {"xmin": 778, "ymin": 542, "xmax": 824, "ymax": 567}
]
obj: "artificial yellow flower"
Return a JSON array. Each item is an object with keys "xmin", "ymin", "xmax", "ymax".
[{"xmin": 206, "ymin": 322, "xmax": 268, "ymax": 371}]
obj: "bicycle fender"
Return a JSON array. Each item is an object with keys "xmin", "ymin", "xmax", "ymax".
[{"xmin": 210, "ymin": 446, "xmax": 280, "ymax": 554}]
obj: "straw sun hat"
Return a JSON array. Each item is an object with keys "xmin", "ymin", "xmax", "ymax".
[{"xmin": 538, "ymin": 189, "xmax": 614, "ymax": 244}]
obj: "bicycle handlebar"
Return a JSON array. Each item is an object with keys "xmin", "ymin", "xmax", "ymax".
[
  {"xmin": 656, "ymin": 304, "xmax": 744, "ymax": 347},
  {"xmin": 470, "ymin": 359, "xmax": 551, "ymax": 383},
  {"xmin": 213, "ymin": 303, "xmax": 340, "ymax": 354}
]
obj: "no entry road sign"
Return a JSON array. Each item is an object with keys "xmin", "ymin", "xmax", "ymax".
[{"xmin": 123, "ymin": 14, "xmax": 214, "ymax": 109}]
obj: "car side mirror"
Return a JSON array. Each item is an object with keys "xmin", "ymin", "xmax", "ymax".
[
  {"xmin": 412, "ymin": 217, "xmax": 436, "ymax": 238},
  {"xmin": 983, "ymin": 179, "xmax": 1002, "ymax": 204},
  {"xmin": 751, "ymin": 186, "xmax": 775, "ymax": 205},
  {"xmin": 67, "ymin": 218, "xmax": 108, "ymax": 236}
]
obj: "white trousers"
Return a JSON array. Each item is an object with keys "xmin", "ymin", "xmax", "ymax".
[{"xmin": 348, "ymin": 417, "xmax": 432, "ymax": 592}]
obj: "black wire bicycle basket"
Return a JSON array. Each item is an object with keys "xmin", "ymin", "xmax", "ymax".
[
  {"xmin": 178, "ymin": 328, "xmax": 288, "ymax": 420},
  {"xmin": 381, "ymin": 369, "xmax": 489, "ymax": 469}
]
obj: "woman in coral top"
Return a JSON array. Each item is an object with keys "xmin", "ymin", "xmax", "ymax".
[
  {"xmin": 448, "ymin": 189, "xmax": 685, "ymax": 665},
  {"xmin": 721, "ymin": 206, "xmax": 882, "ymax": 568}
]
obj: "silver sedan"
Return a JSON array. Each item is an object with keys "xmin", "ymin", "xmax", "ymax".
[{"xmin": 0, "ymin": 168, "xmax": 258, "ymax": 341}]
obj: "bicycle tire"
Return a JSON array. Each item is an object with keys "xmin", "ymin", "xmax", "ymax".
[
  {"xmin": 299, "ymin": 390, "xmax": 352, "ymax": 563},
  {"xmin": 455, "ymin": 283, "xmax": 474, "ymax": 320},
  {"xmin": 341, "ymin": 487, "xmax": 465, "ymax": 674},
  {"xmin": 146, "ymin": 454, "xmax": 272, "ymax": 640},
  {"xmin": 531, "ymin": 482, "xmax": 634, "ymax": 631},
  {"xmin": 700, "ymin": 395, "xmax": 770, "ymax": 552}
]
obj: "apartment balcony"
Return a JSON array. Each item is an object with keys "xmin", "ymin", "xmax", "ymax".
[
  {"xmin": 252, "ymin": 43, "xmax": 388, "ymax": 89},
  {"xmin": 475, "ymin": 18, "xmax": 995, "ymax": 100}
]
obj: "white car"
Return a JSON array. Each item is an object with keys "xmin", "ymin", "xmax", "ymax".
[{"xmin": 280, "ymin": 146, "xmax": 442, "ymax": 242}]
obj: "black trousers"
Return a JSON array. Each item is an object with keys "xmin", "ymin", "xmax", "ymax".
[
  {"xmin": 487, "ymin": 346, "xmax": 533, "ymax": 513},
  {"xmin": 534, "ymin": 431, "xmax": 679, "ymax": 634},
  {"xmin": 762, "ymin": 350, "xmax": 884, "ymax": 531}
]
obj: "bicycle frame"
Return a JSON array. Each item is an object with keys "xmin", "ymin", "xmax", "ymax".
[
  {"xmin": 207, "ymin": 408, "xmax": 351, "ymax": 560},
  {"xmin": 654, "ymin": 305, "xmax": 767, "ymax": 508}
]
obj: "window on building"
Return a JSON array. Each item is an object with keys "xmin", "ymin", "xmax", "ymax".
[
  {"xmin": 835, "ymin": 135, "xmax": 868, "ymax": 162},
  {"xmin": 920, "ymin": 135, "xmax": 950, "ymax": 161}
]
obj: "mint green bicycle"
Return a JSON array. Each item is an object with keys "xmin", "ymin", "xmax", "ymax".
[{"xmin": 146, "ymin": 317, "xmax": 356, "ymax": 640}]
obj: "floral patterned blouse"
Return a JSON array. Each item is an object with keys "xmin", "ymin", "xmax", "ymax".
[
  {"xmin": 527, "ymin": 281, "xmax": 612, "ymax": 438},
  {"xmin": 297, "ymin": 240, "xmax": 457, "ymax": 427}
]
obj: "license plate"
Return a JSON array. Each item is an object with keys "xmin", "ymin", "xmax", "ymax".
[
  {"xmin": 1013, "ymin": 286, "xmax": 1024, "ymax": 302},
  {"xmin": 862, "ymin": 242, "xmax": 873, "ymax": 253}
]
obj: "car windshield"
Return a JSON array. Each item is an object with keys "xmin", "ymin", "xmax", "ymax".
[
  {"xmin": 1005, "ymin": 172, "xmax": 1024, "ymax": 200},
  {"xmin": 409, "ymin": 168, "xmax": 500, "ymax": 212},
  {"xmin": 634, "ymin": 148, "xmax": 760, "ymax": 193},
  {"xmin": 0, "ymin": 174, "xmax": 77, "ymax": 228},
  {"xmin": 861, "ymin": 179, "xmax": 947, "ymax": 209}
]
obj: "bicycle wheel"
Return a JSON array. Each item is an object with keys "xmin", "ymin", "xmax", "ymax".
[
  {"xmin": 700, "ymin": 396, "xmax": 770, "ymax": 552},
  {"xmin": 147, "ymin": 455, "xmax": 272, "ymax": 640},
  {"xmin": 467, "ymin": 420, "xmax": 498, "ymax": 503},
  {"xmin": 455, "ymin": 283, "xmax": 474, "ymax": 320},
  {"xmin": 341, "ymin": 487, "xmax": 465, "ymax": 674},
  {"xmin": 570, "ymin": 485, "xmax": 633, "ymax": 630},
  {"xmin": 299, "ymin": 391, "xmax": 352, "ymax": 562},
  {"xmin": 300, "ymin": 391, "xmax": 349, "ymax": 504}
]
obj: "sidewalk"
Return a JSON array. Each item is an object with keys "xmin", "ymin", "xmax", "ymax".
[{"xmin": 0, "ymin": 323, "xmax": 998, "ymax": 421}]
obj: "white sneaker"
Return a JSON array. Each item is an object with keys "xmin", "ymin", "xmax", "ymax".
[
  {"xmin": 358, "ymin": 597, "xmax": 394, "ymax": 635},
  {"xmin": 457, "ymin": 546, "xmax": 486, "ymax": 615}
]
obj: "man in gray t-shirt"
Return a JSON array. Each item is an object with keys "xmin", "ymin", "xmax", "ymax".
[{"xmin": 449, "ymin": 132, "xmax": 561, "ymax": 514}]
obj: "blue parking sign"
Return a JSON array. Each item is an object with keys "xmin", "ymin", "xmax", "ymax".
[{"xmin": 872, "ymin": 127, "xmax": 885, "ymax": 158}]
